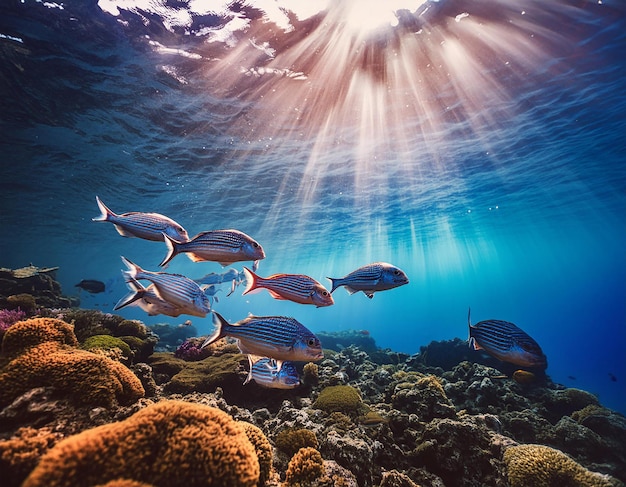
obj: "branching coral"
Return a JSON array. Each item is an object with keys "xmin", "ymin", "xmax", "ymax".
[
  {"xmin": 23, "ymin": 400, "xmax": 262, "ymax": 487},
  {"xmin": 0, "ymin": 318, "xmax": 144, "ymax": 408},
  {"xmin": 503, "ymin": 444, "xmax": 618, "ymax": 487}
]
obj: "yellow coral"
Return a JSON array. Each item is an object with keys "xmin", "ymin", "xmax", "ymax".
[
  {"xmin": 238, "ymin": 421, "xmax": 273, "ymax": 486},
  {"xmin": 23, "ymin": 400, "xmax": 261, "ymax": 487},
  {"xmin": 0, "ymin": 318, "xmax": 144, "ymax": 408},
  {"xmin": 284, "ymin": 447, "xmax": 325, "ymax": 487},
  {"xmin": 504, "ymin": 444, "xmax": 617, "ymax": 487}
]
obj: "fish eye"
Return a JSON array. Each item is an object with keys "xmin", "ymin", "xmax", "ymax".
[
  {"xmin": 393, "ymin": 270, "xmax": 401, "ymax": 275},
  {"xmin": 307, "ymin": 338, "xmax": 317, "ymax": 347},
  {"xmin": 252, "ymin": 242, "xmax": 259, "ymax": 248},
  {"xmin": 322, "ymin": 291, "xmax": 328, "ymax": 296}
]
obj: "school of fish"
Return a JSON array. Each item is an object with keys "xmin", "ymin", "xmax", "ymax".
[{"xmin": 93, "ymin": 196, "xmax": 547, "ymax": 387}]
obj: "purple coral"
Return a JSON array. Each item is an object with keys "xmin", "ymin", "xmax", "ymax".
[
  {"xmin": 0, "ymin": 307, "xmax": 27, "ymax": 335},
  {"xmin": 174, "ymin": 337, "xmax": 211, "ymax": 362}
]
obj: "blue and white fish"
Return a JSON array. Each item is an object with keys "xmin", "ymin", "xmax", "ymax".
[
  {"xmin": 201, "ymin": 312, "xmax": 323, "ymax": 362},
  {"xmin": 92, "ymin": 196, "xmax": 189, "ymax": 242},
  {"xmin": 327, "ymin": 262, "xmax": 409, "ymax": 299},
  {"xmin": 468, "ymin": 308, "xmax": 547, "ymax": 370},
  {"xmin": 120, "ymin": 256, "xmax": 211, "ymax": 318},
  {"xmin": 243, "ymin": 267, "xmax": 334, "ymax": 307},
  {"xmin": 160, "ymin": 230, "xmax": 265, "ymax": 268},
  {"xmin": 194, "ymin": 268, "xmax": 245, "ymax": 296},
  {"xmin": 243, "ymin": 355, "xmax": 300, "ymax": 389},
  {"xmin": 113, "ymin": 277, "xmax": 186, "ymax": 317}
]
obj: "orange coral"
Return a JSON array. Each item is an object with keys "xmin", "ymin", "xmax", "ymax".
[
  {"xmin": 238, "ymin": 421, "xmax": 273, "ymax": 486},
  {"xmin": 0, "ymin": 318, "xmax": 144, "ymax": 408},
  {"xmin": 23, "ymin": 400, "xmax": 261, "ymax": 487}
]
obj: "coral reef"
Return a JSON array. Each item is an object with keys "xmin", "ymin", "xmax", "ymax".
[
  {"xmin": 503, "ymin": 444, "xmax": 619, "ymax": 487},
  {"xmin": 22, "ymin": 400, "xmax": 262, "ymax": 487},
  {"xmin": 313, "ymin": 385, "xmax": 364, "ymax": 415},
  {"xmin": 274, "ymin": 428, "xmax": 319, "ymax": 457},
  {"xmin": 239, "ymin": 421, "xmax": 273, "ymax": 486},
  {"xmin": 0, "ymin": 318, "xmax": 144, "ymax": 408},
  {"xmin": 284, "ymin": 447, "xmax": 326, "ymax": 486},
  {"xmin": 0, "ymin": 265, "xmax": 78, "ymax": 309}
]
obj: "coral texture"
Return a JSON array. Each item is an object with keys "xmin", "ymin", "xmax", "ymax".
[
  {"xmin": 504, "ymin": 444, "xmax": 618, "ymax": 487},
  {"xmin": 313, "ymin": 385, "xmax": 363, "ymax": 414},
  {"xmin": 23, "ymin": 400, "xmax": 261, "ymax": 487},
  {"xmin": 0, "ymin": 318, "xmax": 144, "ymax": 408},
  {"xmin": 275, "ymin": 428, "xmax": 319, "ymax": 458},
  {"xmin": 284, "ymin": 447, "xmax": 326, "ymax": 486},
  {"xmin": 238, "ymin": 421, "xmax": 273, "ymax": 486}
]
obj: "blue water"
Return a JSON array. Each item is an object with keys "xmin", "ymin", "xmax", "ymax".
[{"xmin": 1, "ymin": 0, "xmax": 625, "ymax": 413}]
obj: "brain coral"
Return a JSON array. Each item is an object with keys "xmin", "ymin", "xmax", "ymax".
[
  {"xmin": 237, "ymin": 421, "xmax": 273, "ymax": 486},
  {"xmin": 0, "ymin": 318, "xmax": 144, "ymax": 408},
  {"xmin": 23, "ymin": 400, "xmax": 261, "ymax": 487},
  {"xmin": 313, "ymin": 385, "xmax": 363, "ymax": 414},
  {"xmin": 284, "ymin": 447, "xmax": 326, "ymax": 486},
  {"xmin": 504, "ymin": 444, "xmax": 618, "ymax": 487}
]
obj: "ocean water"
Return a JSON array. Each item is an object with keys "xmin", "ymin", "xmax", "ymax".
[{"xmin": 1, "ymin": 0, "xmax": 625, "ymax": 414}]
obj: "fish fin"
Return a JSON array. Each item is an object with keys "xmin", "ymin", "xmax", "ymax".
[
  {"xmin": 469, "ymin": 337, "xmax": 483, "ymax": 351},
  {"xmin": 187, "ymin": 253, "xmax": 207, "ymax": 262},
  {"xmin": 268, "ymin": 290, "xmax": 287, "ymax": 300},
  {"xmin": 92, "ymin": 196, "xmax": 115, "ymax": 222},
  {"xmin": 327, "ymin": 277, "xmax": 339, "ymax": 294},
  {"xmin": 201, "ymin": 311, "xmax": 228, "ymax": 348},
  {"xmin": 120, "ymin": 256, "xmax": 142, "ymax": 280},
  {"xmin": 344, "ymin": 286, "xmax": 359, "ymax": 295},
  {"xmin": 252, "ymin": 260, "xmax": 259, "ymax": 272},
  {"xmin": 242, "ymin": 267, "xmax": 258, "ymax": 295},
  {"xmin": 114, "ymin": 277, "xmax": 147, "ymax": 310},
  {"xmin": 218, "ymin": 261, "xmax": 236, "ymax": 267},
  {"xmin": 159, "ymin": 233, "xmax": 180, "ymax": 267},
  {"xmin": 248, "ymin": 354, "xmax": 265, "ymax": 365},
  {"xmin": 113, "ymin": 224, "xmax": 137, "ymax": 238},
  {"xmin": 364, "ymin": 291, "xmax": 375, "ymax": 299}
]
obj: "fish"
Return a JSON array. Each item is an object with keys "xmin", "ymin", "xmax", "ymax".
[
  {"xmin": 243, "ymin": 355, "xmax": 300, "ymax": 389},
  {"xmin": 467, "ymin": 308, "xmax": 547, "ymax": 370},
  {"xmin": 327, "ymin": 262, "xmax": 409, "ymax": 299},
  {"xmin": 75, "ymin": 279, "xmax": 106, "ymax": 294},
  {"xmin": 512, "ymin": 369, "xmax": 536, "ymax": 384},
  {"xmin": 160, "ymin": 230, "xmax": 265, "ymax": 268},
  {"xmin": 92, "ymin": 196, "xmax": 189, "ymax": 242},
  {"xmin": 201, "ymin": 312, "xmax": 324, "ymax": 362},
  {"xmin": 113, "ymin": 277, "xmax": 186, "ymax": 317},
  {"xmin": 242, "ymin": 267, "xmax": 334, "ymax": 307},
  {"xmin": 194, "ymin": 268, "xmax": 245, "ymax": 296},
  {"xmin": 120, "ymin": 256, "xmax": 211, "ymax": 318}
]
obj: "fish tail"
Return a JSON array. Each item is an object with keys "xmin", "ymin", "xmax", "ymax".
[
  {"xmin": 201, "ymin": 311, "xmax": 228, "ymax": 348},
  {"xmin": 159, "ymin": 233, "xmax": 180, "ymax": 267},
  {"xmin": 242, "ymin": 267, "xmax": 259, "ymax": 295},
  {"xmin": 113, "ymin": 278, "xmax": 145, "ymax": 310},
  {"xmin": 327, "ymin": 277, "xmax": 339, "ymax": 294},
  {"xmin": 92, "ymin": 196, "xmax": 114, "ymax": 222},
  {"xmin": 120, "ymin": 256, "xmax": 142, "ymax": 281}
]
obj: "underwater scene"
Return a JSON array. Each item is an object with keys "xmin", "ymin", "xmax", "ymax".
[{"xmin": 1, "ymin": 0, "xmax": 625, "ymax": 486}]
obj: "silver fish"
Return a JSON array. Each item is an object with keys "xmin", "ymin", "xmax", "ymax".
[
  {"xmin": 243, "ymin": 355, "xmax": 300, "ymax": 389},
  {"xmin": 92, "ymin": 196, "xmax": 189, "ymax": 242},
  {"xmin": 114, "ymin": 277, "xmax": 186, "ymax": 317},
  {"xmin": 327, "ymin": 262, "xmax": 409, "ymax": 299},
  {"xmin": 468, "ymin": 308, "xmax": 547, "ymax": 369},
  {"xmin": 202, "ymin": 312, "xmax": 323, "ymax": 362},
  {"xmin": 160, "ymin": 230, "xmax": 265, "ymax": 268},
  {"xmin": 242, "ymin": 267, "xmax": 334, "ymax": 307},
  {"xmin": 121, "ymin": 256, "xmax": 211, "ymax": 318}
]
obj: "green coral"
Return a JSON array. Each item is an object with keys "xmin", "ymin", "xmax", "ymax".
[
  {"xmin": 313, "ymin": 385, "xmax": 364, "ymax": 415},
  {"xmin": 503, "ymin": 444, "xmax": 618, "ymax": 487},
  {"xmin": 284, "ymin": 447, "xmax": 325, "ymax": 487},
  {"xmin": 22, "ymin": 400, "xmax": 261, "ymax": 487},
  {"xmin": 275, "ymin": 428, "xmax": 319, "ymax": 458},
  {"xmin": 163, "ymin": 353, "xmax": 246, "ymax": 394},
  {"xmin": 82, "ymin": 335, "xmax": 132, "ymax": 359}
]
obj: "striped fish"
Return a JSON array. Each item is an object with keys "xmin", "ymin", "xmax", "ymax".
[
  {"xmin": 243, "ymin": 355, "xmax": 300, "ymax": 389},
  {"xmin": 468, "ymin": 308, "xmax": 547, "ymax": 369},
  {"xmin": 242, "ymin": 267, "xmax": 334, "ymax": 307},
  {"xmin": 121, "ymin": 256, "xmax": 211, "ymax": 318},
  {"xmin": 327, "ymin": 262, "xmax": 409, "ymax": 299},
  {"xmin": 114, "ymin": 277, "xmax": 186, "ymax": 317},
  {"xmin": 92, "ymin": 196, "xmax": 189, "ymax": 242},
  {"xmin": 160, "ymin": 230, "xmax": 265, "ymax": 268},
  {"xmin": 201, "ymin": 312, "xmax": 324, "ymax": 362}
]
